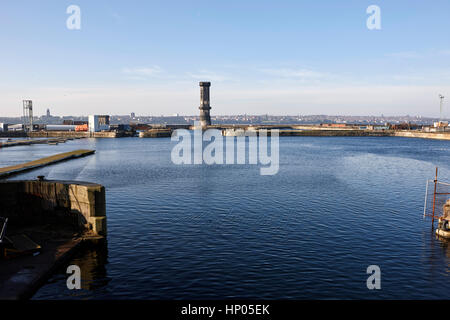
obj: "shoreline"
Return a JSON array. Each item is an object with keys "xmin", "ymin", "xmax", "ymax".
[{"xmin": 1, "ymin": 126, "xmax": 450, "ymax": 141}]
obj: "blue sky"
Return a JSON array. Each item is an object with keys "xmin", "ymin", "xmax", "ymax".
[{"xmin": 1, "ymin": 0, "xmax": 450, "ymax": 117}]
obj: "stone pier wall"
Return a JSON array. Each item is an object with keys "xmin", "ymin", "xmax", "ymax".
[
  {"xmin": 394, "ymin": 131, "xmax": 450, "ymax": 140},
  {"xmin": 0, "ymin": 180, "xmax": 106, "ymax": 236},
  {"xmin": 0, "ymin": 132, "xmax": 28, "ymax": 138},
  {"xmin": 28, "ymin": 131, "xmax": 121, "ymax": 138},
  {"xmin": 139, "ymin": 129, "xmax": 173, "ymax": 138}
]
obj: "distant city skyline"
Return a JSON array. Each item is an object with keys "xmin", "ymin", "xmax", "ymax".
[
  {"xmin": 0, "ymin": 113, "xmax": 445, "ymax": 127},
  {"xmin": 1, "ymin": 1, "xmax": 450, "ymax": 117}
]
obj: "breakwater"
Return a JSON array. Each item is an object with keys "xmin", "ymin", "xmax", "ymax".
[
  {"xmin": 394, "ymin": 131, "xmax": 450, "ymax": 140},
  {"xmin": 2, "ymin": 126, "xmax": 450, "ymax": 140},
  {"xmin": 277, "ymin": 129, "xmax": 392, "ymax": 136},
  {"xmin": 0, "ymin": 131, "xmax": 130, "ymax": 138},
  {"xmin": 0, "ymin": 138, "xmax": 67, "ymax": 148},
  {"xmin": 0, "ymin": 149, "xmax": 95, "ymax": 179},
  {"xmin": 29, "ymin": 131, "xmax": 128, "ymax": 138},
  {"xmin": 221, "ymin": 128, "xmax": 393, "ymax": 137},
  {"xmin": 0, "ymin": 132, "xmax": 27, "ymax": 138}
]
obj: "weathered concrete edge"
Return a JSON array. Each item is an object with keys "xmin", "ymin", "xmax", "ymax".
[
  {"xmin": 0, "ymin": 179, "xmax": 107, "ymax": 237},
  {"xmin": 0, "ymin": 177, "xmax": 106, "ymax": 300},
  {"xmin": 0, "ymin": 138, "xmax": 67, "ymax": 149},
  {"xmin": 14, "ymin": 239, "xmax": 83, "ymax": 300},
  {"xmin": 9, "ymin": 238, "xmax": 103, "ymax": 300},
  {"xmin": 0, "ymin": 150, "xmax": 95, "ymax": 179}
]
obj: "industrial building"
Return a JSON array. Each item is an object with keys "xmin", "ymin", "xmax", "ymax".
[
  {"xmin": 45, "ymin": 125, "xmax": 77, "ymax": 131},
  {"xmin": 88, "ymin": 115, "xmax": 110, "ymax": 132},
  {"xmin": 434, "ymin": 121, "xmax": 449, "ymax": 128},
  {"xmin": 7, "ymin": 124, "xmax": 24, "ymax": 131}
]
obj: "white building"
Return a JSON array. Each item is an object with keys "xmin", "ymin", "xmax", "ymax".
[
  {"xmin": 88, "ymin": 115, "xmax": 110, "ymax": 132},
  {"xmin": 8, "ymin": 124, "xmax": 23, "ymax": 131},
  {"xmin": 434, "ymin": 121, "xmax": 449, "ymax": 128}
]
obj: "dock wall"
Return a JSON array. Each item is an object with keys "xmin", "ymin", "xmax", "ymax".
[
  {"xmin": 0, "ymin": 132, "xmax": 27, "ymax": 138},
  {"xmin": 0, "ymin": 138, "xmax": 67, "ymax": 148},
  {"xmin": 0, "ymin": 180, "xmax": 106, "ymax": 236},
  {"xmin": 278, "ymin": 129, "xmax": 392, "ymax": 137},
  {"xmin": 28, "ymin": 131, "xmax": 89, "ymax": 138},
  {"xmin": 222, "ymin": 129, "xmax": 392, "ymax": 137},
  {"xmin": 2, "ymin": 127, "xmax": 449, "ymax": 140},
  {"xmin": 394, "ymin": 131, "xmax": 450, "ymax": 140},
  {"xmin": 139, "ymin": 129, "xmax": 173, "ymax": 138},
  {"xmin": 29, "ymin": 131, "xmax": 122, "ymax": 138}
]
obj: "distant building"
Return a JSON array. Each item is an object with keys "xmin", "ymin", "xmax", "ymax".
[
  {"xmin": 131, "ymin": 112, "xmax": 136, "ymax": 118},
  {"xmin": 320, "ymin": 123, "xmax": 347, "ymax": 128},
  {"xmin": 63, "ymin": 120, "xmax": 87, "ymax": 126},
  {"xmin": 110, "ymin": 124, "xmax": 131, "ymax": 132},
  {"xmin": 8, "ymin": 124, "xmax": 24, "ymax": 131},
  {"xmin": 88, "ymin": 115, "xmax": 110, "ymax": 132},
  {"xmin": 46, "ymin": 124, "xmax": 76, "ymax": 131},
  {"xmin": 46, "ymin": 108, "xmax": 51, "ymax": 117},
  {"xmin": 434, "ymin": 121, "xmax": 449, "ymax": 128}
]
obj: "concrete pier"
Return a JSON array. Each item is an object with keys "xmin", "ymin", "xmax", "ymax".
[
  {"xmin": 394, "ymin": 131, "xmax": 450, "ymax": 141},
  {"xmin": 221, "ymin": 128, "xmax": 392, "ymax": 137},
  {"xmin": 276, "ymin": 129, "xmax": 392, "ymax": 137},
  {"xmin": 0, "ymin": 179, "xmax": 106, "ymax": 299},
  {"xmin": 0, "ymin": 149, "xmax": 95, "ymax": 179},
  {"xmin": 0, "ymin": 236, "xmax": 84, "ymax": 299},
  {"xmin": 29, "ymin": 131, "xmax": 123, "ymax": 138},
  {"xmin": 0, "ymin": 138, "xmax": 67, "ymax": 148}
]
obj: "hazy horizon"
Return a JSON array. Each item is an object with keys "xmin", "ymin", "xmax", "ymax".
[{"xmin": 0, "ymin": 112, "xmax": 445, "ymax": 119}]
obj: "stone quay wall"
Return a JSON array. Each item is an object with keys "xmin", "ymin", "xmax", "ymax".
[{"xmin": 0, "ymin": 180, "xmax": 106, "ymax": 236}]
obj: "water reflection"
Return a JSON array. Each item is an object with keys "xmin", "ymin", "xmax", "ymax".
[
  {"xmin": 33, "ymin": 240, "xmax": 110, "ymax": 299},
  {"xmin": 75, "ymin": 241, "xmax": 110, "ymax": 291},
  {"xmin": 435, "ymin": 235, "xmax": 450, "ymax": 272}
]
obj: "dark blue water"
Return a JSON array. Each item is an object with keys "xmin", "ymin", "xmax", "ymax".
[{"xmin": 2, "ymin": 136, "xmax": 450, "ymax": 299}]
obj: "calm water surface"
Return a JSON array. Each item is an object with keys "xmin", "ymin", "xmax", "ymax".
[{"xmin": 1, "ymin": 136, "xmax": 450, "ymax": 299}]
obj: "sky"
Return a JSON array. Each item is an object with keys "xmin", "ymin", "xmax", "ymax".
[{"xmin": 1, "ymin": 0, "xmax": 450, "ymax": 117}]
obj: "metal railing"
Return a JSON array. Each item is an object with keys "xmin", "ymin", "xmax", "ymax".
[{"xmin": 0, "ymin": 217, "xmax": 8, "ymax": 244}]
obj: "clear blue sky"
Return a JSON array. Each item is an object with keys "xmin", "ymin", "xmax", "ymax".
[{"xmin": 1, "ymin": 0, "xmax": 449, "ymax": 117}]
